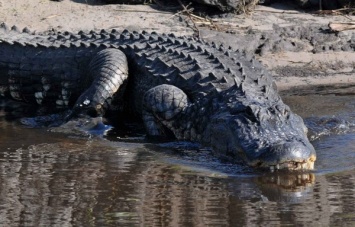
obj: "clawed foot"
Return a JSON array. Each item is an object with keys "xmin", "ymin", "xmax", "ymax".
[
  {"xmin": 21, "ymin": 109, "xmax": 112, "ymax": 136},
  {"xmin": 21, "ymin": 110, "xmax": 72, "ymax": 127}
]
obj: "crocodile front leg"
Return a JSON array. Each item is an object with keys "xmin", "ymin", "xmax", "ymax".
[
  {"xmin": 142, "ymin": 84, "xmax": 191, "ymax": 140},
  {"xmin": 72, "ymin": 48, "xmax": 128, "ymax": 117}
]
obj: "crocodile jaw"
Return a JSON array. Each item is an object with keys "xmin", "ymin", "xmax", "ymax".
[{"xmin": 268, "ymin": 155, "xmax": 316, "ymax": 172}]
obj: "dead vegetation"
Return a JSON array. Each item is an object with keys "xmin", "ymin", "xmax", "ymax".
[
  {"xmin": 329, "ymin": 21, "xmax": 355, "ymax": 31},
  {"xmin": 162, "ymin": 0, "xmax": 355, "ymax": 36},
  {"xmin": 237, "ymin": 0, "xmax": 260, "ymax": 14},
  {"xmin": 168, "ymin": 0, "xmax": 257, "ymax": 38}
]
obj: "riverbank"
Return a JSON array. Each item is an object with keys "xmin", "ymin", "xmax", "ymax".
[{"xmin": 1, "ymin": 0, "xmax": 354, "ymax": 92}]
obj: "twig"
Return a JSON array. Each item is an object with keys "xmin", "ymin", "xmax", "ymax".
[
  {"xmin": 172, "ymin": 0, "xmax": 229, "ymax": 34},
  {"xmin": 41, "ymin": 14, "xmax": 60, "ymax": 21},
  {"xmin": 195, "ymin": 21, "xmax": 212, "ymax": 25},
  {"xmin": 170, "ymin": 1, "xmax": 246, "ymax": 34},
  {"xmin": 313, "ymin": 7, "xmax": 355, "ymax": 15},
  {"xmin": 238, "ymin": 0, "xmax": 259, "ymax": 14},
  {"xmin": 114, "ymin": 9, "xmax": 172, "ymax": 14},
  {"xmin": 169, "ymin": 3, "xmax": 193, "ymax": 19},
  {"xmin": 254, "ymin": 9, "xmax": 300, "ymax": 14},
  {"xmin": 329, "ymin": 22, "xmax": 355, "ymax": 32},
  {"xmin": 176, "ymin": 0, "xmax": 200, "ymax": 38},
  {"xmin": 189, "ymin": 13, "xmax": 206, "ymax": 21}
]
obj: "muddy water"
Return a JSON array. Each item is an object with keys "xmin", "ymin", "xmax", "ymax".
[{"xmin": 0, "ymin": 93, "xmax": 354, "ymax": 226}]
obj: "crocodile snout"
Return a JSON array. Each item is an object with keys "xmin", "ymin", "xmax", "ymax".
[{"xmin": 252, "ymin": 141, "xmax": 317, "ymax": 171}]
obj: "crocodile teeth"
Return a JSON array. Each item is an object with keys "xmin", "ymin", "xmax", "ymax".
[
  {"xmin": 35, "ymin": 92, "xmax": 43, "ymax": 99},
  {"xmin": 36, "ymin": 99, "xmax": 43, "ymax": 105},
  {"xmin": 297, "ymin": 162, "xmax": 303, "ymax": 169},
  {"xmin": 298, "ymin": 162, "xmax": 312, "ymax": 170},
  {"xmin": 56, "ymin": 100, "xmax": 64, "ymax": 106},
  {"xmin": 43, "ymin": 84, "xmax": 51, "ymax": 91},
  {"xmin": 278, "ymin": 162, "xmax": 289, "ymax": 169},
  {"xmin": 308, "ymin": 161, "xmax": 314, "ymax": 170},
  {"xmin": 270, "ymin": 166, "xmax": 275, "ymax": 173},
  {"xmin": 268, "ymin": 160, "xmax": 315, "ymax": 172}
]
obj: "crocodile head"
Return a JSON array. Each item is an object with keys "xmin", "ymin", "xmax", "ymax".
[{"xmin": 202, "ymin": 96, "xmax": 316, "ymax": 171}]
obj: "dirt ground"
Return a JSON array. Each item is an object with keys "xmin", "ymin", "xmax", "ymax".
[{"xmin": 0, "ymin": 0, "xmax": 354, "ymax": 93}]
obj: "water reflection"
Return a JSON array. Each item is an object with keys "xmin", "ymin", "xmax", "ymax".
[
  {"xmin": 0, "ymin": 94, "xmax": 354, "ymax": 226},
  {"xmin": 254, "ymin": 173, "xmax": 315, "ymax": 203},
  {"xmin": 0, "ymin": 138, "xmax": 353, "ymax": 226}
]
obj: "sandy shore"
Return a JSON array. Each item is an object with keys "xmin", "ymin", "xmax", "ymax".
[{"xmin": 1, "ymin": 0, "xmax": 354, "ymax": 93}]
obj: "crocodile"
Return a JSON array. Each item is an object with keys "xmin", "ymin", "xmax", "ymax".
[{"xmin": 0, "ymin": 23, "xmax": 316, "ymax": 171}]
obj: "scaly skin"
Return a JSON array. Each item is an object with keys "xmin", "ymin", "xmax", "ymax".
[{"xmin": 0, "ymin": 23, "xmax": 316, "ymax": 171}]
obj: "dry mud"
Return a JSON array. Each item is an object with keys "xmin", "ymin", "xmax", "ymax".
[{"xmin": 0, "ymin": 0, "xmax": 354, "ymax": 93}]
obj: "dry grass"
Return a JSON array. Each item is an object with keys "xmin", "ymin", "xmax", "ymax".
[{"xmin": 237, "ymin": 0, "xmax": 260, "ymax": 14}]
